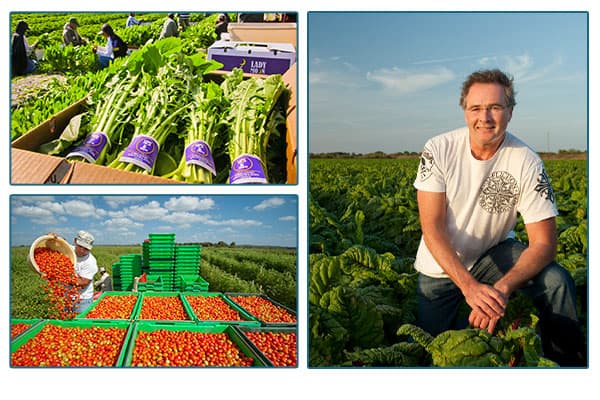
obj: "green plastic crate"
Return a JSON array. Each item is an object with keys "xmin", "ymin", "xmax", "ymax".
[
  {"xmin": 224, "ymin": 293, "xmax": 297, "ymax": 327},
  {"xmin": 75, "ymin": 291, "xmax": 142, "ymax": 321},
  {"xmin": 10, "ymin": 318, "xmax": 43, "ymax": 341},
  {"xmin": 182, "ymin": 292, "xmax": 261, "ymax": 327},
  {"xmin": 233, "ymin": 325, "xmax": 298, "ymax": 367},
  {"xmin": 122, "ymin": 321, "xmax": 267, "ymax": 367},
  {"xmin": 176, "ymin": 275, "xmax": 208, "ymax": 292},
  {"xmin": 10, "ymin": 319, "xmax": 134, "ymax": 367},
  {"xmin": 137, "ymin": 274, "xmax": 164, "ymax": 292}
]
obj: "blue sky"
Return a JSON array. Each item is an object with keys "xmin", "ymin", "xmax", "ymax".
[
  {"xmin": 10, "ymin": 195, "xmax": 298, "ymax": 247},
  {"xmin": 309, "ymin": 12, "xmax": 588, "ymax": 153}
]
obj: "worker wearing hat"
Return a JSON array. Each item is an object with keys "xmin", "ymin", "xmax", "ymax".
[
  {"xmin": 94, "ymin": 266, "xmax": 113, "ymax": 293},
  {"xmin": 71, "ymin": 231, "xmax": 99, "ymax": 313},
  {"xmin": 62, "ymin": 17, "xmax": 86, "ymax": 46},
  {"xmin": 44, "ymin": 231, "xmax": 98, "ymax": 314}
]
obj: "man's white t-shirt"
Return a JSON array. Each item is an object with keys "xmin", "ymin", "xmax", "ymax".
[
  {"xmin": 71, "ymin": 246, "xmax": 99, "ymax": 300},
  {"xmin": 413, "ymin": 127, "xmax": 558, "ymax": 278}
]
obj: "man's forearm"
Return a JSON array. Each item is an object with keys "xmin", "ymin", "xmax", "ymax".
[{"xmin": 494, "ymin": 242, "xmax": 555, "ymax": 296}]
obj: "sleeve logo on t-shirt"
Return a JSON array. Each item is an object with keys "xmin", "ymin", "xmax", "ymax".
[
  {"xmin": 419, "ymin": 151, "xmax": 434, "ymax": 181},
  {"xmin": 479, "ymin": 171, "xmax": 520, "ymax": 213},
  {"xmin": 535, "ymin": 169, "xmax": 555, "ymax": 204}
]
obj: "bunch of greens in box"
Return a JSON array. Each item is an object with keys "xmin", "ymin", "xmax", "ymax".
[{"xmin": 222, "ymin": 68, "xmax": 288, "ymax": 184}]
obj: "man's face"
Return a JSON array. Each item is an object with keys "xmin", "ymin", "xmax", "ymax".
[
  {"xmin": 74, "ymin": 243, "xmax": 89, "ymax": 257},
  {"xmin": 464, "ymin": 82, "xmax": 513, "ymax": 150}
]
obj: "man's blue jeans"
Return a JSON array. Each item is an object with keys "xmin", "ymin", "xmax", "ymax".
[
  {"xmin": 75, "ymin": 296, "xmax": 94, "ymax": 314},
  {"xmin": 416, "ymin": 238, "xmax": 586, "ymax": 365}
]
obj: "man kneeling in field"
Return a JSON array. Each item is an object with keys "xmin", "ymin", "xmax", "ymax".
[{"xmin": 413, "ymin": 69, "xmax": 586, "ymax": 366}]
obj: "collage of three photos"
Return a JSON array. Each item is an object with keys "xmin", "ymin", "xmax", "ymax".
[{"xmin": 9, "ymin": 10, "xmax": 589, "ymax": 371}]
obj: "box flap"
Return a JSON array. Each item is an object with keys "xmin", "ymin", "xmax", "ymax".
[
  {"xmin": 227, "ymin": 23, "xmax": 297, "ymax": 48},
  {"xmin": 11, "ymin": 148, "xmax": 72, "ymax": 184},
  {"xmin": 66, "ymin": 161, "xmax": 180, "ymax": 184}
]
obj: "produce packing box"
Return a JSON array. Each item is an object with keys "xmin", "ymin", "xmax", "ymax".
[
  {"xmin": 11, "ymin": 65, "xmax": 297, "ymax": 184},
  {"xmin": 207, "ymin": 40, "xmax": 296, "ymax": 75},
  {"xmin": 227, "ymin": 22, "xmax": 297, "ymax": 48}
]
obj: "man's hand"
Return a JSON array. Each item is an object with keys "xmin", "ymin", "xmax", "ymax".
[
  {"xmin": 469, "ymin": 309, "xmax": 501, "ymax": 334},
  {"xmin": 463, "ymin": 281, "xmax": 507, "ymax": 319}
]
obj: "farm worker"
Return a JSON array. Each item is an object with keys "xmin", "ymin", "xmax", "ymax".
[
  {"xmin": 215, "ymin": 14, "xmax": 229, "ymax": 40},
  {"xmin": 413, "ymin": 69, "xmax": 586, "ymax": 366},
  {"xmin": 47, "ymin": 230, "xmax": 99, "ymax": 313},
  {"xmin": 62, "ymin": 17, "xmax": 86, "ymax": 47},
  {"xmin": 178, "ymin": 13, "xmax": 190, "ymax": 32},
  {"xmin": 159, "ymin": 13, "xmax": 179, "ymax": 39},
  {"xmin": 93, "ymin": 23, "xmax": 128, "ymax": 68},
  {"xmin": 126, "ymin": 13, "xmax": 140, "ymax": 28},
  {"xmin": 69, "ymin": 230, "xmax": 99, "ymax": 313},
  {"xmin": 11, "ymin": 20, "xmax": 38, "ymax": 76},
  {"xmin": 94, "ymin": 267, "xmax": 113, "ymax": 292}
]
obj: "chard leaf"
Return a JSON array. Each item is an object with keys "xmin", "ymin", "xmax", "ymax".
[{"xmin": 38, "ymin": 113, "xmax": 84, "ymax": 156}]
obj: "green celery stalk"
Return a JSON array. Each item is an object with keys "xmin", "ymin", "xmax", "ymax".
[{"xmin": 224, "ymin": 71, "xmax": 287, "ymax": 184}]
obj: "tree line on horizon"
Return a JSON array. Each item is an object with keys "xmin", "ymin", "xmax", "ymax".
[{"xmin": 310, "ymin": 149, "xmax": 587, "ymax": 159}]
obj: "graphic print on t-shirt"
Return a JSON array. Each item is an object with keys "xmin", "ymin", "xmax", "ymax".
[
  {"xmin": 419, "ymin": 151, "xmax": 434, "ymax": 181},
  {"xmin": 478, "ymin": 171, "xmax": 520, "ymax": 213},
  {"xmin": 535, "ymin": 169, "xmax": 555, "ymax": 203}
]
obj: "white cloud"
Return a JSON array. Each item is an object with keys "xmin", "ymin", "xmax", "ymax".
[
  {"xmin": 206, "ymin": 218, "xmax": 263, "ymax": 227},
  {"xmin": 126, "ymin": 201, "xmax": 169, "ymax": 220},
  {"xmin": 162, "ymin": 212, "xmax": 210, "ymax": 224},
  {"xmin": 102, "ymin": 217, "xmax": 144, "ymax": 230},
  {"xmin": 62, "ymin": 200, "xmax": 98, "ymax": 218},
  {"xmin": 12, "ymin": 205, "xmax": 58, "ymax": 225},
  {"xmin": 366, "ymin": 67, "xmax": 455, "ymax": 95},
  {"xmin": 253, "ymin": 197, "xmax": 286, "ymax": 211},
  {"xmin": 279, "ymin": 216, "xmax": 296, "ymax": 221},
  {"xmin": 164, "ymin": 196, "xmax": 216, "ymax": 212},
  {"xmin": 103, "ymin": 196, "xmax": 148, "ymax": 209},
  {"xmin": 37, "ymin": 201, "xmax": 66, "ymax": 215}
]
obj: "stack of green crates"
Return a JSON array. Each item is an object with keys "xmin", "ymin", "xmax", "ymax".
[
  {"xmin": 175, "ymin": 244, "xmax": 201, "ymax": 275},
  {"xmin": 141, "ymin": 240, "xmax": 150, "ymax": 274},
  {"xmin": 146, "ymin": 233, "xmax": 176, "ymax": 291},
  {"xmin": 113, "ymin": 254, "xmax": 142, "ymax": 291}
]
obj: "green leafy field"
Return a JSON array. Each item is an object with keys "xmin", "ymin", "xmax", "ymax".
[
  {"xmin": 11, "ymin": 245, "xmax": 297, "ymax": 319},
  {"xmin": 309, "ymin": 158, "xmax": 587, "ymax": 367}
]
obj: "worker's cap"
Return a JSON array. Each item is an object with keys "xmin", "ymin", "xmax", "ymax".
[
  {"xmin": 99, "ymin": 267, "xmax": 106, "ymax": 273},
  {"xmin": 69, "ymin": 17, "xmax": 80, "ymax": 26},
  {"xmin": 98, "ymin": 23, "xmax": 112, "ymax": 35},
  {"xmin": 218, "ymin": 14, "xmax": 226, "ymax": 21},
  {"xmin": 75, "ymin": 230, "xmax": 94, "ymax": 250}
]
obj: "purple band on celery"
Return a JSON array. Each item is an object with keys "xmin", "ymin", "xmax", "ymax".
[
  {"xmin": 119, "ymin": 135, "xmax": 159, "ymax": 172},
  {"xmin": 66, "ymin": 132, "xmax": 108, "ymax": 163},
  {"xmin": 229, "ymin": 154, "xmax": 268, "ymax": 184},
  {"xmin": 185, "ymin": 140, "xmax": 217, "ymax": 176}
]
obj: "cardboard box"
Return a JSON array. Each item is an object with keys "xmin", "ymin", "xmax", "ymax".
[
  {"xmin": 11, "ymin": 67, "xmax": 297, "ymax": 184},
  {"xmin": 227, "ymin": 22, "xmax": 297, "ymax": 48},
  {"xmin": 208, "ymin": 41, "xmax": 296, "ymax": 75}
]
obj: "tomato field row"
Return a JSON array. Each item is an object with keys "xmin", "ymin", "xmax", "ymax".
[{"xmin": 309, "ymin": 158, "xmax": 587, "ymax": 367}]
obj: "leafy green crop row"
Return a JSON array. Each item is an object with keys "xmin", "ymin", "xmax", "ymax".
[{"xmin": 309, "ymin": 158, "xmax": 587, "ymax": 367}]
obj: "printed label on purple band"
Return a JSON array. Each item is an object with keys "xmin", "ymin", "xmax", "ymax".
[
  {"xmin": 66, "ymin": 132, "xmax": 108, "ymax": 163},
  {"xmin": 119, "ymin": 135, "xmax": 159, "ymax": 172},
  {"xmin": 185, "ymin": 140, "xmax": 216, "ymax": 176},
  {"xmin": 229, "ymin": 154, "xmax": 268, "ymax": 184}
]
